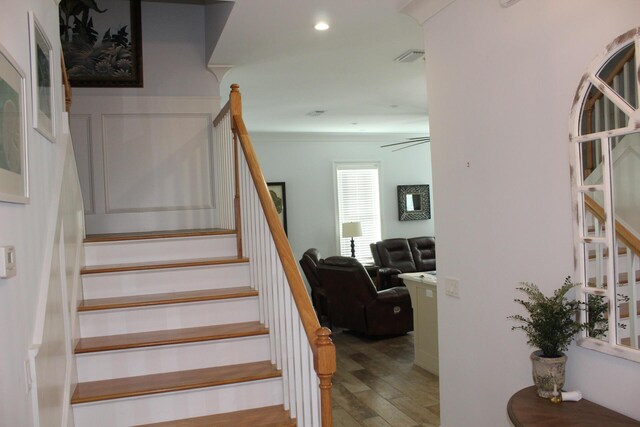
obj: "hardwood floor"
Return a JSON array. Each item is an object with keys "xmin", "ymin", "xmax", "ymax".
[{"xmin": 331, "ymin": 329, "xmax": 440, "ymax": 427}]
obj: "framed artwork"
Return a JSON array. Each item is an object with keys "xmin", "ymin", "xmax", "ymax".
[
  {"xmin": 0, "ymin": 44, "xmax": 29, "ymax": 203},
  {"xmin": 59, "ymin": 0, "xmax": 143, "ymax": 87},
  {"xmin": 267, "ymin": 182, "xmax": 288, "ymax": 234},
  {"xmin": 29, "ymin": 12, "xmax": 55, "ymax": 142},
  {"xmin": 398, "ymin": 185, "xmax": 430, "ymax": 221}
]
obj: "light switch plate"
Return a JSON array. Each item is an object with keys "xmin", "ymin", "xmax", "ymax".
[
  {"xmin": 445, "ymin": 276, "xmax": 460, "ymax": 298},
  {"xmin": 0, "ymin": 246, "xmax": 16, "ymax": 278}
]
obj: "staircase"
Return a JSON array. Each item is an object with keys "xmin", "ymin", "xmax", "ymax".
[
  {"xmin": 71, "ymin": 229, "xmax": 295, "ymax": 426},
  {"xmin": 584, "ymin": 212, "xmax": 640, "ymax": 348}
]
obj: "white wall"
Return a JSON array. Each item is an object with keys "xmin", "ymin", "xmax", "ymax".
[
  {"xmin": 251, "ymin": 132, "xmax": 434, "ymax": 262},
  {"xmin": 78, "ymin": 2, "xmax": 218, "ymax": 98},
  {"xmin": 0, "ymin": 0, "xmax": 75, "ymax": 425},
  {"xmin": 421, "ymin": 1, "xmax": 640, "ymax": 425},
  {"xmin": 71, "ymin": 1, "xmax": 221, "ymax": 234}
]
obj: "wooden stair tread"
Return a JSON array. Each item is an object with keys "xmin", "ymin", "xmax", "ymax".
[
  {"xmin": 85, "ymin": 228, "xmax": 235, "ymax": 243},
  {"xmin": 588, "ymin": 270, "xmax": 640, "ymax": 287},
  {"xmin": 75, "ymin": 321, "xmax": 269, "ymax": 353},
  {"xmin": 79, "ymin": 286, "xmax": 257, "ymax": 311},
  {"xmin": 620, "ymin": 336, "xmax": 640, "ymax": 347},
  {"xmin": 618, "ymin": 300, "xmax": 640, "ymax": 319},
  {"xmin": 588, "ymin": 246, "xmax": 627, "ymax": 260},
  {"xmin": 81, "ymin": 256, "xmax": 249, "ymax": 275},
  {"xmin": 135, "ymin": 405, "xmax": 295, "ymax": 427},
  {"xmin": 71, "ymin": 361, "xmax": 281, "ymax": 404}
]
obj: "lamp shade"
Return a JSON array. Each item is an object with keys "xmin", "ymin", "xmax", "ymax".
[{"xmin": 342, "ymin": 221, "xmax": 362, "ymax": 238}]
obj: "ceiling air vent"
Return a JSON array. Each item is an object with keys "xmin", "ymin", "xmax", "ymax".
[{"xmin": 394, "ymin": 49, "xmax": 425, "ymax": 63}]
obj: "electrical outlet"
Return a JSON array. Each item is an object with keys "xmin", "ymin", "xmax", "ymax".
[{"xmin": 445, "ymin": 277, "xmax": 460, "ymax": 298}]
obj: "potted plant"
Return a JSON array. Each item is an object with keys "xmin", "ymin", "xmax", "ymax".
[{"xmin": 509, "ymin": 277, "xmax": 585, "ymax": 398}]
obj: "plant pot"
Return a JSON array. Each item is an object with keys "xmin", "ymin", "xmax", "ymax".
[{"xmin": 530, "ymin": 350, "xmax": 567, "ymax": 398}]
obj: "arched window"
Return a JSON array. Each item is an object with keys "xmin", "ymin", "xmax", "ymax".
[{"xmin": 570, "ymin": 28, "xmax": 640, "ymax": 362}]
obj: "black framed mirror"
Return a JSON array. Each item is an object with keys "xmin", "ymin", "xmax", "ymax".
[{"xmin": 398, "ymin": 185, "xmax": 430, "ymax": 221}]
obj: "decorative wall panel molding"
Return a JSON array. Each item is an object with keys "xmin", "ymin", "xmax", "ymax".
[
  {"xmin": 69, "ymin": 95, "xmax": 220, "ymax": 234},
  {"xmin": 101, "ymin": 113, "xmax": 214, "ymax": 214}
]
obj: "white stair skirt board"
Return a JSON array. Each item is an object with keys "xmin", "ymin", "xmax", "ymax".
[
  {"xmin": 81, "ymin": 263, "xmax": 250, "ymax": 299},
  {"xmin": 77, "ymin": 335, "xmax": 271, "ymax": 382},
  {"xmin": 72, "ymin": 377, "xmax": 284, "ymax": 427},
  {"xmin": 84, "ymin": 234, "xmax": 238, "ymax": 266},
  {"xmin": 79, "ymin": 297, "xmax": 260, "ymax": 337}
]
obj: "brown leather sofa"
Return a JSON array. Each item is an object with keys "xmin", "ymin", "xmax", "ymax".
[
  {"xmin": 299, "ymin": 248, "xmax": 328, "ymax": 322},
  {"xmin": 370, "ymin": 237, "xmax": 436, "ymax": 289},
  {"xmin": 316, "ymin": 256, "xmax": 413, "ymax": 336}
]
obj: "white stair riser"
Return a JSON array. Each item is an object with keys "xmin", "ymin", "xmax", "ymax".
[
  {"xmin": 77, "ymin": 335, "xmax": 271, "ymax": 382},
  {"xmin": 79, "ymin": 298, "xmax": 259, "ymax": 337},
  {"xmin": 84, "ymin": 234, "xmax": 237, "ymax": 266},
  {"xmin": 72, "ymin": 378, "xmax": 284, "ymax": 427},
  {"xmin": 81, "ymin": 263, "xmax": 250, "ymax": 299}
]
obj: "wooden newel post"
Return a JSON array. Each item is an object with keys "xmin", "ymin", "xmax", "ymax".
[{"xmin": 316, "ymin": 327, "xmax": 336, "ymax": 427}]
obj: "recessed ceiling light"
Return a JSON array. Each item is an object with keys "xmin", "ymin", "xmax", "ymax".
[{"xmin": 314, "ymin": 22, "xmax": 330, "ymax": 31}]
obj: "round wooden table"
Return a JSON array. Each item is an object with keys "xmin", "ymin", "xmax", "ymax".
[{"xmin": 507, "ymin": 386, "xmax": 640, "ymax": 426}]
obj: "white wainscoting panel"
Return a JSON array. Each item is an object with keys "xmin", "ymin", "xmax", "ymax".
[
  {"xmin": 70, "ymin": 96, "xmax": 221, "ymax": 234},
  {"xmin": 102, "ymin": 113, "xmax": 213, "ymax": 213}
]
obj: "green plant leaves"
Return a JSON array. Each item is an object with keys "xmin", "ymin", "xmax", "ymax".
[{"xmin": 509, "ymin": 277, "xmax": 586, "ymax": 357}]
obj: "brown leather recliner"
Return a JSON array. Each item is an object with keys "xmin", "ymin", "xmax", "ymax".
[
  {"xmin": 316, "ymin": 256, "xmax": 413, "ymax": 336},
  {"xmin": 370, "ymin": 237, "xmax": 436, "ymax": 289},
  {"xmin": 299, "ymin": 248, "xmax": 328, "ymax": 321}
]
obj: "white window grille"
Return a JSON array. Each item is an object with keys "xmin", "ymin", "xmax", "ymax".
[{"xmin": 334, "ymin": 162, "xmax": 382, "ymax": 263}]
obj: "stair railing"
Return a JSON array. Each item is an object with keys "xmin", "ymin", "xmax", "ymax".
[
  {"xmin": 582, "ymin": 47, "xmax": 636, "ymax": 176},
  {"xmin": 584, "ymin": 194, "xmax": 640, "ymax": 347},
  {"xmin": 213, "ymin": 85, "xmax": 336, "ymax": 427}
]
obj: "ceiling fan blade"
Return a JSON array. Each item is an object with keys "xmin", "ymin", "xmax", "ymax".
[
  {"xmin": 392, "ymin": 141, "xmax": 427, "ymax": 152},
  {"xmin": 380, "ymin": 137, "xmax": 430, "ymax": 148},
  {"xmin": 380, "ymin": 140, "xmax": 416, "ymax": 148}
]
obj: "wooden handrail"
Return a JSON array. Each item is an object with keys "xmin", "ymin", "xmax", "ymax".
[
  {"xmin": 581, "ymin": 47, "xmax": 634, "ymax": 174},
  {"xmin": 583, "ymin": 47, "xmax": 635, "ymax": 114},
  {"xmin": 61, "ymin": 56, "xmax": 72, "ymax": 112},
  {"xmin": 228, "ymin": 84, "xmax": 335, "ymax": 425},
  {"xmin": 584, "ymin": 194, "xmax": 640, "ymax": 258}
]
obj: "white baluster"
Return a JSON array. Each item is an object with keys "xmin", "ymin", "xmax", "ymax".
[
  {"xmin": 300, "ymin": 326, "xmax": 312, "ymax": 426},
  {"xmin": 628, "ymin": 249, "xmax": 638, "ymax": 348}
]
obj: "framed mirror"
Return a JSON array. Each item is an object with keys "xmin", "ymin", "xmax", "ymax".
[
  {"xmin": 569, "ymin": 27, "xmax": 640, "ymax": 363},
  {"xmin": 397, "ymin": 185, "xmax": 430, "ymax": 221}
]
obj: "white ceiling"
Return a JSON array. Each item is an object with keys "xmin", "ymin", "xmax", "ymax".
[{"xmin": 209, "ymin": 0, "xmax": 429, "ymax": 134}]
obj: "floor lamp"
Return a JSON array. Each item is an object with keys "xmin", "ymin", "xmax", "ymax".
[{"xmin": 342, "ymin": 221, "xmax": 362, "ymax": 258}]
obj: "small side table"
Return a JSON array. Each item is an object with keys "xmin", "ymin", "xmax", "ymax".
[{"xmin": 507, "ymin": 386, "xmax": 640, "ymax": 426}]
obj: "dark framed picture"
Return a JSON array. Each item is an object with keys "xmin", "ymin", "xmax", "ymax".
[
  {"xmin": 29, "ymin": 12, "xmax": 55, "ymax": 142},
  {"xmin": 0, "ymin": 44, "xmax": 29, "ymax": 203},
  {"xmin": 59, "ymin": 0, "xmax": 143, "ymax": 87},
  {"xmin": 267, "ymin": 182, "xmax": 287, "ymax": 234},
  {"xmin": 398, "ymin": 185, "xmax": 430, "ymax": 221}
]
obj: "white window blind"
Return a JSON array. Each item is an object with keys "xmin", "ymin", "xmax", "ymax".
[{"xmin": 335, "ymin": 163, "xmax": 382, "ymax": 262}]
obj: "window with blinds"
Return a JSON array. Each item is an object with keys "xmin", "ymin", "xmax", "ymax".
[{"xmin": 335, "ymin": 162, "xmax": 382, "ymax": 262}]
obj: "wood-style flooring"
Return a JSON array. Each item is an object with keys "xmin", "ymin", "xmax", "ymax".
[{"xmin": 331, "ymin": 329, "xmax": 440, "ymax": 427}]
